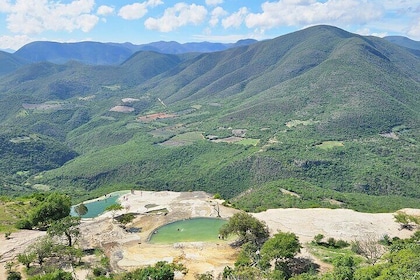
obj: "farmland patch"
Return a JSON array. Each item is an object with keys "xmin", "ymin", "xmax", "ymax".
[
  {"xmin": 109, "ymin": 105, "xmax": 135, "ymax": 113},
  {"xmin": 316, "ymin": 141, "xmax": 344, "ymax": 149},
  {"xmin": 137, "ymin": 112, "xmax": 176, "ymax": 122},
  {"xmin": 159, "ymin": 132, "xmax": 204, "ymax": 147}
]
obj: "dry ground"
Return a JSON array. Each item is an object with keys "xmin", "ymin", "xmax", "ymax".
[{"xmin": 1, "ymin": 191, "xmax": 419, "ymax": 280}]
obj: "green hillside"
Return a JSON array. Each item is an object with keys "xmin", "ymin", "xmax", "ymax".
[
  {"xmin": 0, "ymin": 25, "xmax": 419, "ymax": 212},
  {"xmin": 0, "ymin": 50, "xmax": 28, "ymax": 76}
]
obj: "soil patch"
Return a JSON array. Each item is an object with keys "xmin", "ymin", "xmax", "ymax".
[{"xmin": 137, "ymin": 112, "xmax": 176, "ymax": 122}]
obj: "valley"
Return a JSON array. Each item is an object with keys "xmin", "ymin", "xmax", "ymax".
[{"xmin": 0, "ymin": 24, "xmax": 419, "ymax": 279}]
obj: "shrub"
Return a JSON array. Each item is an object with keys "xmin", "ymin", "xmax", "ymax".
[
  {"xmin": 7, "ymin": 271, "xmax": 22, "ymax": 280},
  {"xmin": 93, "ymin": 267, "xmax": 107, "ymax": 276},
  {"xmin": 15, "ymin": 219, "xmax": 32, "ymax": 229}
]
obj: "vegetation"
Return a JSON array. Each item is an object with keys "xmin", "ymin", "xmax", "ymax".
[
  {"xmin": 0, "ymin": 26, "xmax": 418, "ymax": 214},
  {"xmin": 1, "ymin": 25, "xmax": 420, "ymax": 278},
  {"xmin": 219, "ymin": 212, "xmax": 269, "ymax": 246}
]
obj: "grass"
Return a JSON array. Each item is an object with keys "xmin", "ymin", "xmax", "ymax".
[
  {"xmin": 306, "ymin": 242, "xmax": 364, "ymax": 265},
  {"xmin": 316, "ymin": 141, "xmax": 344, "ymax": 149},
  {"xmin": 0, "ymin": 200, "xmax": 30, "ymax": 232},
  {"xmin": 160, "ymin": 131, "xmax": 204, "ymax": 147},
  {"xmin": 236, "ymin": 138, "xmax": 260, "ymax": 146}
]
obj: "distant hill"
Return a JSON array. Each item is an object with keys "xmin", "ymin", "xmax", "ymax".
[
  {"xmin": 0, "ymin": 25, "xmax": 419, "ymax": 212},
  {"xmin": 14, "ymin": 41, "xmax": 133, "ymax": 65},
  {"xmin": 384, "ymin": 36, "xmax": 420, "ymax": 50},
  {"xmin": 0, "ymin": 51, "xmax": 28, "ymax": 76},
  {"xmin": 13, "ymin": 39, "xmax": 258, "ymax": 66}
]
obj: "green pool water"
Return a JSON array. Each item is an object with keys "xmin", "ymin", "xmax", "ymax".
[
  {"xmin": 70, "ymin": 191, "xmax": 128, "ymax": 218},
  {"xmin": 149, "ymin": 217, "xmax": 227, "ymax": 244}
]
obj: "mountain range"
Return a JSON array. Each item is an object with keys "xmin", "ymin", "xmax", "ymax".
[
  {"xmin": 0, "ymin": 25, "xmax": 418, "ymax": 212},
  {"xmin": 0, "ymin": 39, "xmax": 257, "ymax": 70}
]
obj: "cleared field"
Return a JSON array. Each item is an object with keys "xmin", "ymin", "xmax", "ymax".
[
  {"xmin": 210, "ymin": 137, "xmax": 260, "ymax": 146},
  {"xmin": 160, "ymin": 131, "xmax": 204, "ymax": 147},
  {"xmin": 137, "ymin": 112, "xmax": 176, "ymax": 122},
  {"xmin": 237, "ymin": 138, "xmax": 260, "ymax": 146},
  {"xmin": 316, "ymin": 141, "xmax": 344, "ymax": 149}
]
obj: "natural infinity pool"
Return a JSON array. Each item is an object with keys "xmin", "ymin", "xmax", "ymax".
[
  {"xmin": 70, "ymin": 191, "xmax": 129, "ymax": 218},
  {"xmin": 149, "ymin": 217, "xmax": 227, "ymax": 244}
]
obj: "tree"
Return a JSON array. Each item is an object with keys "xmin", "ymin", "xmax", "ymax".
[
  {"xmin": 260, "ymin": 232, "xmax": 301, "ymax": 278},
  {"xmin": 47, "ymin": 216, "xmax": 81, "ymax": 247},
  {"xmin": 29, "ymin": 193, "xmax": 71, "ymax": 227},
  {"xmin": 6, "ymin": 271, "xmax": 21, "ymax": 280},
  {"xmin": 105, "ymin": 203, "xmax": 123, "ymax": 220},
  {"xmin": 219, "ymin": 212, "xmax": 269, "ymax": 246},
  {"xmin": 350, "ymin": 234, "xmax": 385, "ymax": 264},
  {"xmin": 17, "ymin": 252, "xmax": 36, "ymax": 269},
  {"xmin": 121, "ymin": 261, "xmax": 187, "ymax": 280},
  {"xmin": 27, "ymin": 236, "xmax": 54, "ymax": 266},
  {"xmin": 74, "ymin": 203, "xmax": 88, "ymax": 217},
  {"xmin": 327, "ymin": 256, "xmax": 356, "ymax": 280},
  {"xmin": 29, "ymin": 270, "xmax": 73, "ymax": 280}
]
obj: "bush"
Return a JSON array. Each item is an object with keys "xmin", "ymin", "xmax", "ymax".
[
  {"xmin": 116, "ymin": 213, "xmax": 135, "ymax": 224},
  {"xmin": 335, "ymin": 239, "xmax": 349, "ymax": 248},
  {"xmin": 7, "ymin": 271, "xmax": 22, "ymax": 280},
  {"xmin": 93, "ymin": 267, "xmax": 107, "ymax": 276},
  {"xmin": 15, "ymin": 219, "xmax": 32, "ymax": 229}
]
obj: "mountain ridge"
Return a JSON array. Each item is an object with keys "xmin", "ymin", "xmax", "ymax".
[{"xmin": 0, "ymin": 25, "xmax": 418, "ymax": 213}]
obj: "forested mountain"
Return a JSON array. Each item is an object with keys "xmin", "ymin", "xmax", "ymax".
[
  {"xmin": 10, "ymin": 39, "xmax": 257, "ymax": 67},
  {"xmin": 384, "ymin": 35, "xmax": 420, "ymax": 50},
  {"xmin": 0, "ymin": 25, "xmax": 418, "ymax": 212},
  {"xmin": 0, "ymin": 50, "xmax": 28, "ymax": 76}
]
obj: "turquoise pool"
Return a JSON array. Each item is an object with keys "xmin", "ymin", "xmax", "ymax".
[
  {"xmin": 70, "ymin": 191, "xmax": 128, "ymax": 218},
  {"xmin": 149, "ymin": 217, "xmax": 227, "ymax": 244}
]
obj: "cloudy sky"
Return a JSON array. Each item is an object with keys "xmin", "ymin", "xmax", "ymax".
[{"xmin": 0, "ymin": 0, "xmax": 419, "ymax": 50}]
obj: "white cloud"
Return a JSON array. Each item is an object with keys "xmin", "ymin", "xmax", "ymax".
[
  {"xmin": 118, "ymin": 0, "xmax": 163, "ymax": 20},
  {"xmin": 206, "ymin": 0, "xmax": 223, "ymax": 6},
  {"xmin": 222, "ymin": 7, "xmax": 248, "ymax": 29},
  {"xmin": 4, "ymin": 0, "xmax": 98, "ymax": 34},
  {"xmin": 0, "ymin": 0, "xmax": 12, "ymax": 12},
  {"xmin": 145, "ymin": 3, "xmax": 207, "ymax": 32},
  {"xmin": 209, "ymin": 6, "xmax": 228, "ymax": 27},
  {"xmin": 245, "ymin": 0, "xmax": 382, "ymax": 29},
  {"xmin": 97, "ymin": 5, "xmax": 114, "ymax": 16},
  {"xmin": 408, "ymin": 22, "xmax": 420, "ymax": 40},
  {"xmin": 0, "ymin": 34, "xmax": 32, "ymax": 50}
]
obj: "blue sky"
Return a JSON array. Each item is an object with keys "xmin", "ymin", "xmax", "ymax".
[{"xmin": 0, "ymin": 0, "xmax": 419, "ymax": 50}]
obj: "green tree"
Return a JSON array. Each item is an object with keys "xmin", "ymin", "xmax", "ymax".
[
  {"xmin": 17, "ymin": 252, "xmax": 36, "ymax": 269},
  {"xmin": 261, "ymin": 232, "xmax": 301, "ymax": 266},
  {"xmin": 222, "ymin": 265, "xmax": 265, "ymax": 280},
  {"xmin": 6, "ymin": 271, "xmax": 22, "ymax": 280},
  {"xmin": 260, "ymin": 232, "xmax": 301, "ymax": 279},
  {"xmin": 27, "ymin": 236, "xmax": 54, "ymax": 266},
  {"xmin": 73, "ymin": 203, "xmax": 88, "ymax": 217},
  {"xmin": 234, "ymin": 242, "xmax": 260, "ymax": 268},
  {"xmin": 219, "ymin": 212, "xmax": 269, "ymax": 246},
  {"xmin": 28, "ymin": 269, "xmax": 73, "ymax": 280},
  {"xmin": 47, "ymin": 216, "xmax": 81, "ymax": 247},
  {"xmin": 29, "ymin": 193, "xmax": 71, "ymax": 227},
  {"xmin": 325, "ymin": 256, "xmax": 356, "ymax": 280},
  {"xmin": 105, "ymin": 203, "xmax": 123, "ymax": 220},
  {"xmin": 121, "ymin": 261, "xmax": 186, "ymax": 280}
]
